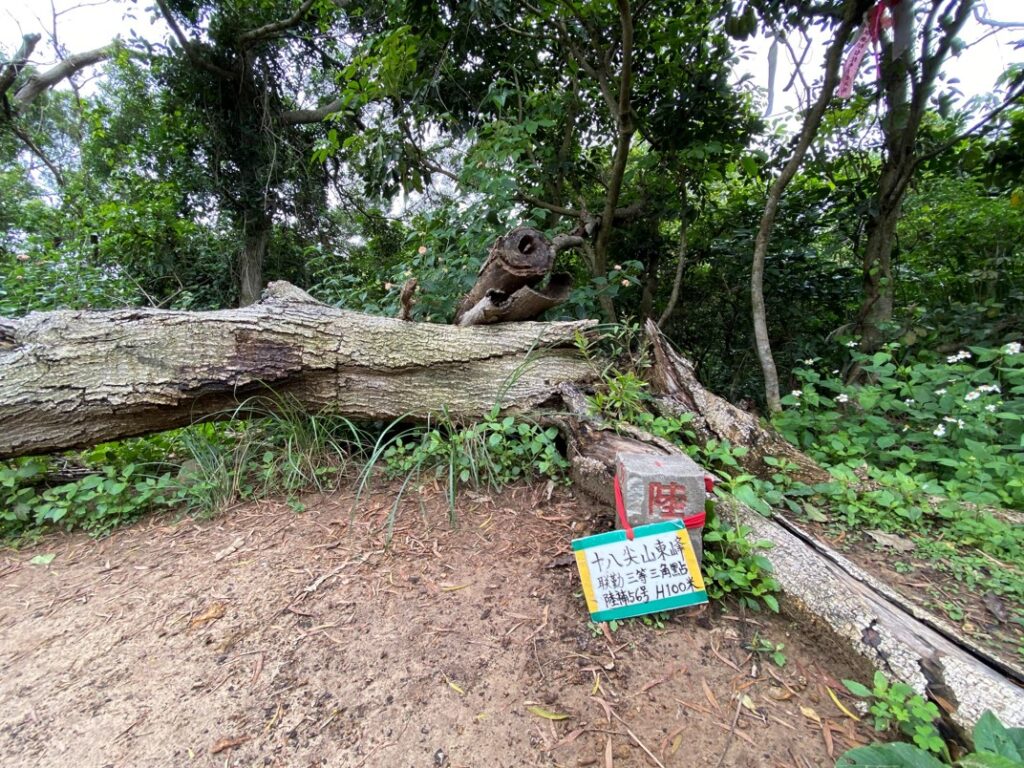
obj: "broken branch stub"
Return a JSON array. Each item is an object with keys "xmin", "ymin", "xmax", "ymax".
[{"xmin": 454, "ymin": 227, "xmax": 573, "ymax": 326}]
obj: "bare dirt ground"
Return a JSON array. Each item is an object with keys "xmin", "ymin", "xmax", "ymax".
[{"xmin": 0, "ymin": 482, "xmax": 879, "ymax": 768}]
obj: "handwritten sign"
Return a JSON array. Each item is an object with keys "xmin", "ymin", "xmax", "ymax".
[{"xmin": 572, "ymin": 521, "xmax": 708, "ymax": 622}]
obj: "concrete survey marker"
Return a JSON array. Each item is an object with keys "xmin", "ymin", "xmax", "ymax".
[
  {"xmin": 616, "ymin": 453, "xmax": 706, "ymax": 525},
  {"xmin": 572, "ymin": 521, "xmax": 708, "ymax": 622},
  {"xmin": 615, "ymin": 452, "xmax": 708, "ymax": 562}
]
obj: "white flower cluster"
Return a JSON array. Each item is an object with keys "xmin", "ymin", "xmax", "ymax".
[
  {"xmin": 844, "ymin": 340, "xmax": 858, "ymax": 348},
  {"xmin": 835, "ymin": 393, "xmax": 850, "ymax": 404},
  {"xmin": 966, "ymin": 384, "xmax": 1001, "ymax": 402},
  {"xmin": 1004, "ymin": 342, "xmax": 1022, "ymax": 356},
  {"xmin": 943, "ymin": 416, "xmax": 965, "ymax": 429},
  {"xmin": 933, "ymin": 424, "xmax": 946, "ymax": 437},
  {"xmin": 946, "ymin": 350, "xmax": 972, "ymax": 363},
  {"xmin": 790, "ymin": 390, "xmax": 802, "ymax": 398},
  {"xmin": 934, "ymin": 388, "xmax": 947, "ymax": 395}
]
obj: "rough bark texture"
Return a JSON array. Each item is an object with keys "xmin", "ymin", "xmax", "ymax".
[
  {"xmin": 0, "ymin": 282, "xmax": 597, "ymax": 460},
  {"xmin": 238, "ymin": 219, "xmax": 271, "ymax": 307},
  {"xmin": 454, "ymin": 227, "xmax": 572, "ymax": 326}
]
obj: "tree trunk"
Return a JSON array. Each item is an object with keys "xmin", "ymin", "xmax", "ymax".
[
  {"xmin": 0, "ymin": 282, "xmax": 596, "ymax": 460},
  {"xmin": 238, "ymin": 215, "xmax": 271, "ymax": 307},
  {"xmin": 855, "ymin": 169, "xmax": 902, "ymax": 352},
  {"xmin": 750, "ymin": 0, "xmax": 869, "ymax": 414}
]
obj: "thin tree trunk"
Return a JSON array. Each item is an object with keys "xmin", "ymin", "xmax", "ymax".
[
  {"xmin": 657, "ymin": 224, "xmax": 688, "ymax": 328},
  {"xmin": 591, "ymin": 0, "xmax": 635, "ymax": 325},
  {"xmin": 750, "ymin": 0, "xmax": 869, "ymax": 414},
  {"xmin": 639, "ymin": 245, "xmax": 660, "ymax": 320},
  {"xmin": 856, "ymin": 170, "xmax": 902, "ymax": 352},
  {"xmin": 238, "ymin": 215, "xmax": 271, "ymax": 307}
]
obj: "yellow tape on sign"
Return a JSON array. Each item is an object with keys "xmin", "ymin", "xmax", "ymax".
[
  {"xmin": 575, "ymin": 549, "xmax": 598, "ymax": 613},
  {"xmin": 676, "ymin": 528, "xmax": 706, "ymax": 592}
]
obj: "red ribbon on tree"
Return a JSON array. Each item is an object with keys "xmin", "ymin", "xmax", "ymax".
[{"xmin": 837, "ymin": 0, "xmax": 899, "ymax": 99}]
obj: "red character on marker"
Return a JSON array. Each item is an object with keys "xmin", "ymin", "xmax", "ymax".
[{"xmin": 648, "ymin": 482, "xmax": 688, "ymax": 519}]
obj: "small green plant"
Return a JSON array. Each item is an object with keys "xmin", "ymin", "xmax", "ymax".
[
  {"xmin": 701, "ymin": 504, "xmax": 781, "ymax": 613},
  {"xmin": 586, "ymin": 611, "xmax": 671, "ymax": 636},
  {"xmin": 746, "ymin": 634, "xmax": 787, "ymax": 667},
  {"xmin": 836, "ymin": 710, "xmax": 1024, "ymax": 767},
  {"xmin": 356, "ymin": 406, "xmax": 569, "ymax": 541},
  {"xmin": 843, "ymin": 671, "xmax": 947, "ymax": 758}
]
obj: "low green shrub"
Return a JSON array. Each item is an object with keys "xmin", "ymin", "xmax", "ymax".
[
  {"xmin": 776, "ymin": 341, "xmax": 1024, "ymax": 510},
  {"xmin": 836, "ymin": 710, "xmax": 1023, "ymax": 767},
  {"xmin": 844, "ymin": 671, "xmax": 947, "ymax": 758}
]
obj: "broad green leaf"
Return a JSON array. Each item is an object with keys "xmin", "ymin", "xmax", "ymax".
[
  {"xmin": 973, "ymin": 711, "xmax": 1024, "ymax": 762},
  {"xmin": 835, "ymin": 743, "xmax": 945, "ymax": 767}
]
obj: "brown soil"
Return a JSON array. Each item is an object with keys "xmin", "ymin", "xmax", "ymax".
[{"xmin": 0, "ymin": 482, "xmax": 878, "ymax": 768}]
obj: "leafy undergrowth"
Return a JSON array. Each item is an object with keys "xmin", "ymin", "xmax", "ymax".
[
  {"xmin": 836, "ymin": 709, "xmax": 1024, "ymax": 767},
  {"xmin": 1, "ymin": 397, "xmax": 362, "ymax": 540},
  {"xmin": 0, "ymin": 396, "xmax": 568, "ymax": 546},
  {"xmin": 759, "ymin": 341, "xmax": 1024, "ymax": 662}
]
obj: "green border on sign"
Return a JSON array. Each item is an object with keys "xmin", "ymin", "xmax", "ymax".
[
  {"xmin": 590, "ymin": 589, "xmax": 708, "ymax": 622},
  {"xmin": 570, "ymin": 520, "xmax": 683, "ymax": 551}
]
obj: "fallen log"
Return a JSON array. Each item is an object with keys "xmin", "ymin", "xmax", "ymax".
[
  {"xmin": 0, "ymin": 282, "xmax": 596, "ymax": 459},
  {"xmin": 731, "ymin": 501, "xmax": 1024, "ymax": 730}
]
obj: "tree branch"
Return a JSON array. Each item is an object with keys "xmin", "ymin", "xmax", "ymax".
[
  {"xmin": 0, "ymin": 34, "xmax": 41, "ymax": 101},
  {"xmin": 9, "ymin": 122, "xmax": 65, "ymax": 186},
  {"xmin": 973, "ymin": 5, "xmax": 1024, "ymax": 28},
  {"xmin": 10, "ymin": 43, "xmax": 117, "ymax": 112},
  {"xmin": 238, "ymin": 0, "xmax": 317, "ymax": 46},
  {"xmin": 276, "ymin": 97, "xmax": 343, "ymax": 125},
  {"xmin": 750, "ymin": 0, "xmax": 870, "ymax": 413},
  {"xmin": 658, "ymin": 222, "xmax": 688, "ymax": 328},
  {"xmin": 518, "ymin": 193, "xmax": 644, "ymax": 223}
]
